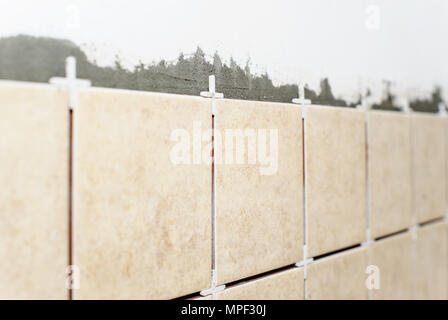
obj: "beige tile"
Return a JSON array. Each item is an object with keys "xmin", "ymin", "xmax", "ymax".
[
  {"xmin": 445, "ymin": 118, "xmax": 448, "ymax": 211},
  {"xmin": 217, "ymin": 268, "xmax": 304, "ymax": 300},
  {"xmin": 368, "ymin": 111, "xmax": 412, "ymax": 238},
  {"xmin": 306, "ymin": 106, "xmax": 366, "ymax": 257},
  {"xmin": 0, "ymin": 83, "xmax": 68, "ymax": 299},
  {"xmin": 307, "ymin": 247, "xmax": 368, "ymax": 300},
  {"xmin": 412, "ymin": 113, "xmax": 446, "ymax": 223},
  {"xmin": 415, "ymin": 222, "xmax": 448, "ymax": 300},
  {"xmin": 74, "ymin": 89, "xmax": 211, "ymax": 299},
  {"xmin": 215, "ymin": 99, "xmax": 303, "ymax": 285},
  {"xmin": 370, "ymin": 233, "xmax": 413, "ymax": 299}
]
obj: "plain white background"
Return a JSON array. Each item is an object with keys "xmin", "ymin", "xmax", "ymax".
[{"xmin": 0, "ymin": 0, "xmax": 447, "ymax": 102}]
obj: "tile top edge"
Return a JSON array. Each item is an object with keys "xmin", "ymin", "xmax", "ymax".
[
  {"xmin": 78, "ymin": 86, "xmax": 206, "ymax": 101},
  {"xmin": 0, "ymin": 79, "xmax": 58, "ymax": 90},
  {"xmin": 411, "ymin": 110, "xmax": 445, "ymax": 118},
  {"xmin": 367, "ymin": 109, "xmax": 411, "ymax": 117},
  {"xmin": 217, "ymin": 98, "xmax": 301, "ymax": 109}
]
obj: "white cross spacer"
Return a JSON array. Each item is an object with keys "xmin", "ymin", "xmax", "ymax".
[
  {"xmin": 438, "ymin": 102, "xmax": 447, "ymax": 117},
  {"xmin": 356, "ymin": 96, "xmax": 371, "ymax": 112},
  {"xmin": 49, "ymin": 56, "xmax": 91, "ymax": 110},
  {"xmin": 200, "ymin": 75, "xmax": 223, "ymax": 116},
  {"xmin": 292, "ymin": 83, "xmax": 311, "ymax": 106},
  {"xmin": 408, "ymin": 225, "xmax": 419, "ymax": 241},
  {"xmin": 400, "ymin": 98, "xmax": 411, "ymax": 114},
  {"xmin": 200, "ymin": 270, "xmax": 225, "ymax": 298},
  {"xmin": 295, "ymin": 244, "xmax": 313, "ymax": 280}
]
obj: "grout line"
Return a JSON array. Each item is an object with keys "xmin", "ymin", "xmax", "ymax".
[
  {"xmin": 409, "ymin": 110, "xmax": 418, "ymax": 300},
  {"xmin": 199, "ymin": 76, "xmax": 224, "ymax": 299},
  {"xmin": 418, "ymin": 216, "xmax": 446, "ymax": 227},
  {"xmin": 211, "ymin": 107, "xmax": 218, "ymax": 299},
  {"xmin": 70, "ymin": 95, "xmax": 79, "ymax": 300},
  {"xmin": 173, "ymin": 291, "xmax": 202, "ymax": 300},
  {"xmin": 300, "ymin": 107, "xmax": 312, "ymax": 300},
  {"xmin": 211, "ymin": 113, "xmax": 216, "ymax": 272},
  {"xmin": 49, "ymin": 57, "xmax": 89, "ymax": 300},
  {"xmin": 68, "ymin": 110, "xmax": 73, "ymax": 300},
  {"xmin": 373, "ymin": 227, "xmax": 411, "ymax": 242},
  {"xmin": 364, "ymin": 111, "xmax": 372, "ymax": 300},
  {"xmin": 211, "ymin": 93, "xmax": 219, "ymax": 300},
  {"xmin": 301, "ymin": 110, "xmax": 307, "ymax": 300},
  {"xmin": 223, "ymin": 264, "xmax": 299, "ymax": 290},
  {"xmin": 311, "ymin": 243, "xmax": 362, "ymax": 262}
]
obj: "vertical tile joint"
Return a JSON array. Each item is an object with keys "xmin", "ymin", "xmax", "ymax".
[
  {"xmin": 294, "ymin": 103, "xmax": 313, "ymax": 299},
  {"xmin": 360, "ymin": 106, "xmax": 372, "ymax": 300},
  {"xmin": 200, "ymin": 75, "xmax": 224, "ymax": 299},
  {"xmin": 49, "ymin": 56, "xmax": 91, "ymax": 300}
]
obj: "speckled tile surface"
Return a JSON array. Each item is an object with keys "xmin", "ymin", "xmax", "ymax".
[
  {"xmin": 445, "ymin": 118, "xmax": 448, "ymax": 211},
  {"xmin": 0, "ymin": 83, "xmax": 69, "ymax": 299},
  {"xmin": 215, "ymin": 99, "xmax": 303, "ymax": 285},
  {"xmin": 368, "ymin": 111, "xmax": 412, "ymax": 238},
  {"xmin": 415, "ymin": 222, "xmax": 448, "ymax": 300},
  {"xmin": 370, "ymin": 232, "xmax": 413, "ymax": 299},
  {"xmin": 217, "ymin": 267, "xmax": 303, "ymax": 300},
  {"xmin": 306, "ymin": 247, "xmax": 368, "ymax": 300},
  {"xmin": 74, "ymin": 89, "xmax": 211, "ymax": 299},
  {"xmin": 305, "ymin": 106, "xmax": 366, "ymax": 257},
  {"xmin": 412, "ymin": 113, "xmax": 446, "ymax": 223}
]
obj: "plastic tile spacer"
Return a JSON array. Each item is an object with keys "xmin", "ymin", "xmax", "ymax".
[
  {"xmin": 292, "ymin": 83, "xmax": 311, "ymax": 106},
  {"xmin": 400, "ymin": 98, "xmax": 412, "ymax": 114},
  {"xmin": 438, "ymin": 102, "xmax": 447, "ymax": 117},
  {"xmin": 199, "ymin": 284, "xmax": 225, "ymax": 297},
  {"xmin": 361, "ymin": 239, "xmax": 374, "ymax": 247},
  {"xmin": 49, "ymin": 56, "xmax": 91, "ymax": 111},
  {"xmin": 356, "ymin": 97, "xmax": 371, "ymax": 112},
  {"xmin": 408, "ymin": 225, "xmax": 419, "ymax": 241},
  {"xmin": 295, "ymin": 258, "xmax": 313, "ymax": 268},
  {"xmin": 200, "ymin": 269, "xmax": 225, "ymax": 297}
]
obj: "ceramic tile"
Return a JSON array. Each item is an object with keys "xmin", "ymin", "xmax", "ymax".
[
  {"xmin": 0, "ymin": 83, "xmax": 68, "ymax": 299},
  {"xmin": 445, "ymin": 118, "xmax": 448, "ymax": 211},
  {"xmin": 215, "ymin": 99, "xmax": 303, "ymax": 285},
  {"xmin": 368, "ymin": 111, "xmax": 412, "ymax": 238},
  {"xmin": 370, "ymin": 232, "xmax": 413, "ymax": 299},
  {"xmin": 306, "ymin": 247, "xmax": 368, "ymax": 300},
  {"xmin": 412, "ymin": 113, "xmax": 446, "ymax": 223},
  {"xmin": 74, "ymin": 89, "xmax": 211, "ymax": 299},
  {"xmin": 306, "ymin": 106, "xmax": 366, "ymax": 257},
  {"xmin": 217, "ymin": 267, "xmax": 303, "ymax": 300},
  {"xmin": 415, "ymin": 222, "xmax": 448, "ymax": 299}
]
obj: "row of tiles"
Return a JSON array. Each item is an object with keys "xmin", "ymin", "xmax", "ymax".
[
  {"xmin": 194, "ymin": 222, "xmax": 448, "ymax": 300},
  {"xmin": 0, "ymin": 82, "xmax": 447, "ymax": 299}
]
